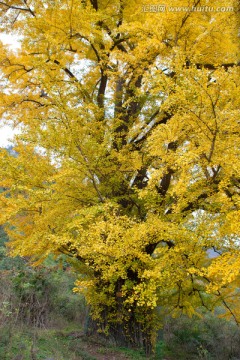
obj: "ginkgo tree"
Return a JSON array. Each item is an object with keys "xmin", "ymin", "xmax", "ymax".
[{"xmin": 0, "ymin": 0, "xmax": 239, "ymax": 354}]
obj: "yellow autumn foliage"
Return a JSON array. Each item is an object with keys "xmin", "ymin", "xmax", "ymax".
[{"xmin": 0, "ymin": 0, "xmax": 239, "ymax": 351}]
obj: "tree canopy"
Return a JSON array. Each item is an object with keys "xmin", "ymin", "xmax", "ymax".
[{"xmin": 0, "ymin": 0, "xmax": 239, "ymax": 353}]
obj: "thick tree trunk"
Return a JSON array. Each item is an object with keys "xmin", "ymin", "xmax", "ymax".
[
  {"xmin": 84, "ymin": 303, "xmax": 154, "ymax": 355},
  {"xmin": 109, "ymin": 313, "xmax": 153, "ymax": 356}
]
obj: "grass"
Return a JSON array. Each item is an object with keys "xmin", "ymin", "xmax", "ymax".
[
  {"xmin": 113, "ymin": 339, "xmax": 168, "ymax": 360},
  {"xmin": 117, "ymin": 346, "xmax": 146, "ymax": 360},
  {"xmin": 0, "ymin": 324, "xmax": 167, "ymax": 360},
  {"xmin": 3, "ymin": 312, "xmax": 238, "ymax": 360},
  {"xmin": 0, "ymin": 326, "xmax": 83, "ymax": 360}
]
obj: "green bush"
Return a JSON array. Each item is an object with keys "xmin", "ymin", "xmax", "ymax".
[{"xmin": 162, "ymin": 313, "xmax": 240, "ymax": 360}]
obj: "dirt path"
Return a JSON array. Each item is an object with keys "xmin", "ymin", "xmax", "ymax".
[
  {"xmin": 68, "ymin": 332, "xmax": 132, "ymax": 360},
  {"xmin": 80, "ymin": 341, "xmax": 131, "ymax": 360}
]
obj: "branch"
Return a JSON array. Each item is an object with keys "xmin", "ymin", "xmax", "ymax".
[
  {"xmin": 53, "ymin": 59, "xmax": 75, "ymax": 79},
  {"xmin": 156, "ymin": 168, "xmax": 174, "ymax": 197},
  {"xmin": 196, "ymin": 61, "xmax": 240, "ymax": 70},
  {"xmin": 76, "ymin": 144, "xmax": 104, "ymax": 203},
  {"xmin": 114, "ymin": 76, "xmax": 124, "ymax": 117},
  {"xmin": 52, "ymin": 59, "xmax": 90, "ymax": 101},
  {"xmin": 174, "ymin": 0, "xmax": 201, "ymax": 45},
  {"xmin": 131, "ymin": 167, "xmax": 149, "ymax": 189},
  {"xmin": 59, "ymin": 244, "xmax": 86, "ymax": 263},
  {"xmin": 217, "ymin": 290, "xmax": 239, "ymax": 326},
  {"xmin": 70, "ymin": 33, "xmax": 101, "ymax": 62},
  {"xmin": 161, "ymin": 61, "xmax": 240, "ymax": 80},
  {"xmin": 110, "ymin": 38, "xmax": 128, "ymax": 52},
  {"xmin": 182, "ymin": 192, "xmax": 208, "ymax": 213},
  {"xmin": 90, "ymin": 0, "xmax": 98, "ymax": 10},
  {"xmin": 132, "ymin": 110, "xmax": 172, "ymax": 145},
  {"xmin": 96, "ymin": 20, "xmax": 128, "ymax": 53},
  {"xmin": 0, "ymin": 1, "xmax": 35, "ymax": 16},
  {"xmin": 20, "ymin": 99, "xmax": 45, "ymax": 107},
  {"xmin": 125, "ymin": 74, "xmax": 143, "ymax": 118},
  {"xmin": 97, "ymin": 70, "xmax": 107, "ymax": 109},
  {"xmin": 145, "ymin": 239, "xmax": 174, "ymax": 255}
]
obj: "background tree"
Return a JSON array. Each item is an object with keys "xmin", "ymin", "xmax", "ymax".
[{"xmin": 0, "ymin": 0, "xmax": 239, "ymax": 354}]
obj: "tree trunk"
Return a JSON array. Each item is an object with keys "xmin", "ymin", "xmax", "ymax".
[{"xmin": 84, "ymin": 302, "xmax": 154, "ymax": 355}]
